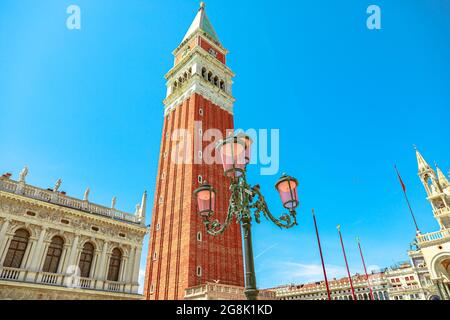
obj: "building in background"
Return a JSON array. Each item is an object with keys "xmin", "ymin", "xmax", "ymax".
[
  {"xmin": 0, "ymin": 168, "xmax": 147, "ymax": 300},
  {"xmin": 384, "ymin": 261, "xmax": 430, "ymax": 300},
  {"xmin": 407, "ymin": 148, "xmax": 450, "ymax": 299},
  {"xmin": 272, "ymin": 272, "xmax": 389, "ymax": 300},
  {"xmin": 144, "ymin": 3, "xmax": 244, "ymax": 300}
]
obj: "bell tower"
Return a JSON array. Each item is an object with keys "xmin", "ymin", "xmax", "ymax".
[
  {"xmin": 143, "ymin": 3, "xmax": 244, "ymax": 300},
  {"xmin": 415, "ymin": 147, "xmax": 450, "ymax": 230}
]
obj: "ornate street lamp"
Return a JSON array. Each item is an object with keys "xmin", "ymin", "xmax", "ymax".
[{"xmin": 193, "ymin": 133, "xmax": 299, "ymax": 300}]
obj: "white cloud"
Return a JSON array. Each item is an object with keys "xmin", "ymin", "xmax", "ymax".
[{"xmin": 269, "ymin": 261, "xmax": 349, "ymax": 285}]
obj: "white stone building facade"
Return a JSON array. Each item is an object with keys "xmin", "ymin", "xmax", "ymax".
[
  {"xmin": 406, "ymin": 148, "xmax": 450, "ymax": 299},
  {"xmin": 384, "ymin": 261, "xmax": 432, "ymax": 300},
  {"xmin": 273, "ymin": 273, "xmax": 389, "ymax": 301},
  {"xmin": 0, "ymin": 168, "xmax": 148, "ymax": 300}
]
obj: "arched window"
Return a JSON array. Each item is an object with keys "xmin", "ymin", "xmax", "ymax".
[
  {"xmin": 220, "ymin": 80, "xmax": 225, "ymax": 90},
  {"xmin": 207, "ymin": 72, "xmax": 212, "ymax": 82},
  {"xmin": 213, "ymin": 76, "xmax": 219, "ymax": 86},
  {"xmin": 107, "ymin": 248, "xmax": 122, "ymax": 282},
  {"xmin": 3, "ymin": 229, "xmax": 30, "ymax": 268},
  {"xmin": 42, "ymin": 236, "xmax": 64, "ymax": 273},
  {"xmin": 78, "ymin": 242, "xmax": 95, "ymax": 278},
  {"xmin": 201, "ymin": 67, "xmax": 207, "ymax": 79}
]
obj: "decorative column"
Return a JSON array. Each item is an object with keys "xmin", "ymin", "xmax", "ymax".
[
  {"xmin": 25, "ymin": 227, "xmax": 47, "ymax": 281},
  {"xmin": 0, "ymin": 219, "xmax": 11, "ymax": 261},
  {"xmin": 131, "ymin": 245, "xmax": 142, "ymax": 293},
  {"xmin": 444, "ymin": 282, "xmax": 450, "ymax": 299},
  {"xmin": 440, "ymin": 280, "xmax": 450, "ymax": 300},
  {"xmin": 94, "ymin": 240, "xmax": 109, "ymax": 290},
  {"xmin": 65, "ymin": 234, "xmax": 80, "ymax": 273},
  {"xmin": 126, "ymin": 247, "xmax": 136, "ymax": 282},
  {"xmin": 124, "ymin": 246, "xmax": 135, "ymax": 292},
  {"xmin": 434, "ymin": 279, "xmax": 447, "ymax": 300}
]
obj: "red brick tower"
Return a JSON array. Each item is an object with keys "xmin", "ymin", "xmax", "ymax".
[{"xmin": 143, "ymin": 3, "xmax": 244, "ymax": 300}]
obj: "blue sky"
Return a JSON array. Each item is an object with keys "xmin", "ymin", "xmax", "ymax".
[{"xmin": 1, "ymin": 0, "xmax": 449, "ymax": 290}]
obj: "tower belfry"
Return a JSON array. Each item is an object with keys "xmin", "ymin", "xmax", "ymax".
[
  {"xmin": 144, "ymin": 3, "xmax": 244, "ymax": 300},
  {"xmin": 412, "ymin": 148, "xmax": 450, "ymax": 299}
]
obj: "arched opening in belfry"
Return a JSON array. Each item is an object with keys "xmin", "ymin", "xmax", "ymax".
[
  {"xmin": 425, "ymin": 175, "xmax": 438, "ymax": 195},
  {"xmin": 201, "ymin": 67, "xmax": 207, "ymax": 79}
]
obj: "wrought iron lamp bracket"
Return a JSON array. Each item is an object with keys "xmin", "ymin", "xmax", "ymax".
[{"xmin": 199, "ymin": 172, "xmax": 297, "ymax": 234}]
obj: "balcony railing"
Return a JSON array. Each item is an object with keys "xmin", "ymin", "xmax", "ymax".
[
  {"xmin": 0, "ymin": 267, "xmax": 23, "ymax": 281},
  {"xmin": 184, "ymin": 282, "xmax": 276, "ymax": 300},
  {"xmin": 417, "ymin": 229, "xmax": 450, "ymax": 245},
  {"xmin": 434, "ymin": 207, "xmax": 450, "ymax": 219},
  {"xmin": 37, "ymin": 272, "xmax": 64, "ymax": 286},
  {"xmin": 0, "ymin": 266, "xmax": 129, "ymax": 294},
  {"xmin": 0, "ymin": 178, "xmax": 140, "ymax": 225},
  {"xmin": 104, "ymin": 280, "xmax": 127, "ymax": 292}
]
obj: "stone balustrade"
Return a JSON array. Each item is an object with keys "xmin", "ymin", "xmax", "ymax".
[
  {"xmin": 0, "ymin": 178, "xmax": 139, "ymax": 225},
  {"xmin": 0, "ymin": 265, "xmax": 128, "ymax": 294},
  {"xmin": 417, "ymin": 229, "xmax": 450, "ymax": 245},
  {"xmin": 184, "ymin": 282, "xmax": 276, "ymax": 300}
]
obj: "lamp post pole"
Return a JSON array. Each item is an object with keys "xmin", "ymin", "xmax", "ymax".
[
  {"xmin": 242, "ymin": 218, "xmax": 258, "ymax": 300},
  {"xmin": 194, "ymin": 134, "xmax": 300, "ymax": 300}
]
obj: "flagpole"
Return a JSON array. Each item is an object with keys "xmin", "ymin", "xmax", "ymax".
[
  {"xmin": 394, "ymin": 165, "xmax": 420, "ymax": 233},
  {"xmin": 312, "ymin": 209, "xmax": 331, "ymax": 300},
  {"xmin": 337, "ymin": 225, "xmax": 356, "ymax": 301},
  {"xmin": 356, "ymin": 237, "xmax": 374, "ymax": 300}
]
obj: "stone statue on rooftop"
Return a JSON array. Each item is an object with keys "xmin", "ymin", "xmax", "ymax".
[
  {"xmin": 83, "ymin": 187, "xmax": 90, "ymax": 201},
  {"xmin": 19, "ymin": 166, "xmax": 28, "ymax": 183},
  {"xmin": 111, "ymin": 196, "xmax": 117, "ymax": 209},
  {"xmin": 54, "ymin": 179, "xmax": 62, "ymax": 192}
]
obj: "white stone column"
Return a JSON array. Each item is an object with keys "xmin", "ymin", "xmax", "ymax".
[
  {"xmin": 57, "ymin": 244, "xmax": 71, "ymax": 274},
  {"xmin": 125, "ymin": 247, "xmax": 136, "ymax": 283},
  {"xmin": 27, "ymin": 227, "xmax": 47, "ymax": 271},
  {"xmin": 94, "ymin": 241, "xmax": 109, "ymax": 290},
  {"xmin": 65, "ymin": 234, "xmax": 80, "ymax": 273},
  {"xmin": 123, "ymin": 247, "xmax": 135, "ymax": 292},
  {"xmin": 101, "ymin": 242, "xmax": 110, "ymax": 278},
  {"xmin": 24, "ymin": 227, "xmax": 46, "ymax": 282},
  {"xmin": 131, "ymin": 245, "xmax": 142, "ymax": 293},
  {"xmin": 120, "ymin": 256, "xmax": 128, "ymax": 283},
  {"xmin": 0, "ymin": 219, "xmax": 11, "ymax": 261}
]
